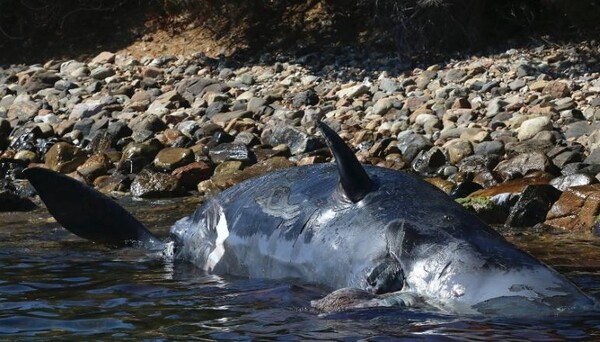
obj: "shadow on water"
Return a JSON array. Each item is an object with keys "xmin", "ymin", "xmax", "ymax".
[{"xmin": 1, "ymin": 197, "xmax": 600, "ymax": 339}]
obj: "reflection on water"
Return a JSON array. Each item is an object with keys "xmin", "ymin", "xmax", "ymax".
[{"xmin": 1, "ymin": 197, "xmax": 600, "ymax": 339}]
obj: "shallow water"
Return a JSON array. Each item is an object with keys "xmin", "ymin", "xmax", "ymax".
[{"xmin": 1, "ymin": 197, "xmax": 600, "ymax": 340}]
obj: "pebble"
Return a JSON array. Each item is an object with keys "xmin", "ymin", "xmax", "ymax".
[{"xmin": 2, "ymin": 43, "xmax": 600, "ymax": 233}]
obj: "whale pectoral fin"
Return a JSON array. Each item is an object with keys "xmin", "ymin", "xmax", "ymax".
[
  {"xmin": 311, "ymin": 288, "xmax": 424, "ymax": 314},
  {"xmin": 367, "ymin": 257, "xmax": 405, "ymax": 294},
  {"xmin": 311, "ymin": 288, "xmax": 377, "ymax": 313},
  {"xmin": 317, "ymin": 121, "xmax": 373, "ymax": 203},
  {"xmin": 23, "ymin": 167, "xmax": 163, "ymax": 250}
]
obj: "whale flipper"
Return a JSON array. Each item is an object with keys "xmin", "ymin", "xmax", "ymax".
[
  {"xmin": 317, "ymin": 122, "xmax": 373, "ymax": 202},
  {"xmin": 23, "ymin": 168, "xmax": 163, "ymax": 250}
]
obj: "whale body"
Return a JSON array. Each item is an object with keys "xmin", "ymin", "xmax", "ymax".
[{"xmin": 23, "ymin": 122, "xmax": 597, "ymax": 316}]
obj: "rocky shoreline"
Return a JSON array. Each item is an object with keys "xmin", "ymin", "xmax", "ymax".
[{"xmin": 2, "ymin": 43, "xmax": 600, "ymax": 235}]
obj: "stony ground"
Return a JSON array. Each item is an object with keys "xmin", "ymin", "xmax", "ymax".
[{"xmin": 2, "ymin": 41, "xmax": 600, "ymax": 235}]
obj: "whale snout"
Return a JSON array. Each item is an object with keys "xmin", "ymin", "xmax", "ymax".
[{"xmin": 429, "ymin": 263, "xmax": 596, "ymax": 315}]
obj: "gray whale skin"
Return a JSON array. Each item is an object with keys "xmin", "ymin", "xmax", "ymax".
[{"xmin": 23, "ymin": 122, "xmax": 597, "ymax": 316}]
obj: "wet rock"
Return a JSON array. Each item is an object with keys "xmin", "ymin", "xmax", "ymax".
[
  {"xmin": 470, "ymin": 175, "xmax": 553, "ymax": 206},
  {"xmin": 456, "ymin": 196, "xmax": 507, "ymax": 224},
  {"xmin": 234, "ymin": 131, "xmax": 260, "ymax": 146},
  {"xmin": 0, "ymin": 119, "xmax": 11, "ymax": 139},
  {"xmin": 550, "ymin": 174, "xmax": 596, "ymax": 191},
  {"xmin": 93, "ymin": 173, "xmax": 130, "ymax": 193},
  {"xmin": 411, "ymin": 147, "xmax": 446, "ymax": 175},
  {"xmin": 76, "ymin": 153, "xmax": 112, "ymax": 182},
  {"xmin": 261, "ymin": 125, "xmax": 324, "ymax": 155},
  {"xmin": 0, "ymin": 190, "xmax": 36, "ymax": 212},
  {"xmin": 232, "ymin": 156, "xmax": 294, "ymax": 184},
  {"xmin": 450, "ymin": 181, "xmax": 483, "ymax": 199},
  {"xmin": 456, "ymin": 154, "xmax": 499, "ymax": 182},
  {"xmin": 425, "ymin": 177, "xmax": 454, "ymax": 194},
  {"xmin": 130, "ymin": 169, "xmax": 183, "ymax": 198},
  {"xmin": 44, "ymin": 142, "xmax": 87, "ymax": 173},
  {"xmin": 505, "ymin": 184, "xmax": 562, "ymax": 228},
  {"xmin": 494, "ymin": 152, "xmax": 556, "ymax": 181},
  {"xmin": 107, "ymin": 121, "xmax": 132, "ymax": 140},
  {"xmin": 14, "ymin": 150, "xmax": 37, "ymax": 163},
  {"xmin": 212, "ymin": 130, "xmax": 234, "ymax": 144},
  {"xmin": 172, "ymin": 161, "xmax": 213, "ymax": 190},
  {"xmin": 208, "ymin": 142, "xmax": 254, "ymax": 164},
  {"xmin": 153, "ymin": 147, "xmax": 194, "ymax": 171},
  {"xmin": 545, "ymin": 184, "xmax": 600, "ymax": 233},
  {"xmin": 210, "ymin": 160, "xmax": 245, "ymax": 189},
  {"xmin": 118, "ymin": 142, "xmax": 161, "ymax": 173}
]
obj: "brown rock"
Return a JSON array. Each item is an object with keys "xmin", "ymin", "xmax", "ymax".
[
  {"xmin": 90, "ymin": 51, "xmax": 116, "ymax": 65},
  {"xmin": 142, "ymin": 66, "xmax": 163, "ymax": 79},
  {"xmin": 425, "ymin": 177, "xmax": 454, "ymax": 194},
  {"xmin": 93, "ymin": 174, "xmax": 129, "ymax": 193},
  {"xmin": 130, "ymin": 169, "xmax": 183, "ymax": 198},
  {"xmin": 44, "ymin": 142, "xmax": 87, "ymax": 173},
  {"xmin": 172, "ymin": 161, "xmax": 213, "ymax": 190},
  {"xmin": 470, "ymin": 174, "xmax": 553, "ymax": 198},
  {"xmin": 153, "ymin": 147, "xmax": 194, "ymax": 171},
  {"xmin": 76, "ymin": 153, "xmax": 112, "ymax": 182},
  {"xmin": 452, "ymin": 98, "xmax": 471, "ymax": 109},
  {"xmin": 211, "ymin": 110, "xmax": 252, "ymax": 127},
  {"xmin": 211, "ymin": 161, "xmax": 245, "ymax": 188},
  {"xmin": 445, "ymin": 139, "xmax": 473, "ymax": 164},
  {"xmin": 545, "ymin": 184, "xmax": 600, "ymax": 233},
  {"xmin": 542, "ymin": 81, "xmax": 570, "ymax": 98},
  {"xmin": 234, "ymin": 156, "xmax": 294, "ymax": 183}
]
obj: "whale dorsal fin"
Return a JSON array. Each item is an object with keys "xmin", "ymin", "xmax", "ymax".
[
  {"xmin": 23, "ymin": 167, "xmax": 163, "ymax": 250},
  {"xmin": 317, "ymin": 122, "xmax": 373, "ymax": 202}
]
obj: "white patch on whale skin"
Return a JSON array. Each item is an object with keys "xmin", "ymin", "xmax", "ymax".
[{"xmin": 206, "ymin": 208, "xmax": 229, "ymax": 272}]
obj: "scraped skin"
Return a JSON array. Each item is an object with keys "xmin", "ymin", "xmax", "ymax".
[{"xmin": 24, "ymin": 122, "xmax": 598, "ymax": 316}]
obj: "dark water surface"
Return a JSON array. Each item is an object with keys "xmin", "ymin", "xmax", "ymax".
[{"xmin": 2, "ymin": 197, "xmax": 600, "ymax": 340}]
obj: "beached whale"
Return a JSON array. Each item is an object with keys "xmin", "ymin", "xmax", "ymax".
[{"xmin": 23, "ymin": 122, "xmax": 597, "ymax": 315}]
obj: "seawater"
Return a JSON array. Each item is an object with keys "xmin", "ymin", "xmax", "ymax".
[{"xmin": 1, "ymin": 198, "xmax": 600, "ymax": 340}]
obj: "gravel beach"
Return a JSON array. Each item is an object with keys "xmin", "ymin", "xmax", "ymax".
[{"xmin": 3, "ymin": 42, "xmax": 600, "ymax": 234}]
